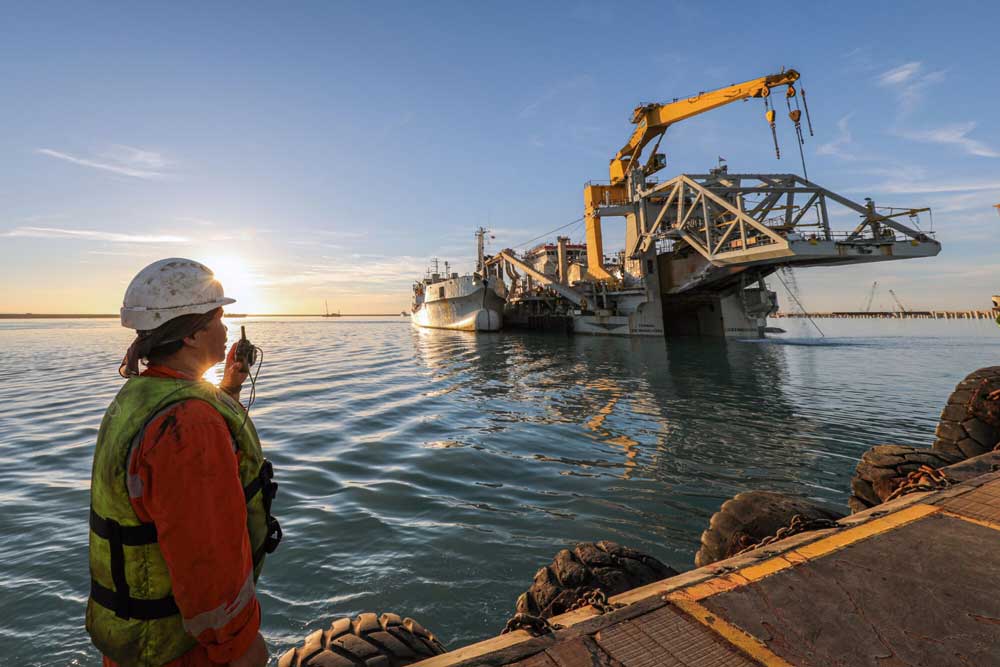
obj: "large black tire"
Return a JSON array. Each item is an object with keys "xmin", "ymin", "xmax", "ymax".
[
  {"xmin": 849, "ymin": 444, "xmax": 960, "ymax": 513},
  {"xmin": 695, "ymin": 491, "xmax": 844, "ymax": 568},
  {"xmin": 514, "ymin": 541, "xmax": 677, "ymax": 619},
  {"xmin": 932, "ymin": 366, "xmax": 1000, "ymax": 460},
  {"xmin": 278, "ymin": 612, "xmax": 447, "ymax": 667}
]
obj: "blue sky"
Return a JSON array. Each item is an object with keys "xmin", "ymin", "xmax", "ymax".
[{"xmin": 2, "ymin": 1, "xmax": 997, "ymax": 313}]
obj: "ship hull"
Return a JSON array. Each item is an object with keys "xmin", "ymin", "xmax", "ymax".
[{"xmin": 412, "ymin": 281, "xmax": 504, "ymax": 332}]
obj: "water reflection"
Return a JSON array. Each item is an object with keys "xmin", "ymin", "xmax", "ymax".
[{"xmin": 410, "ymin": 329, "xmax": 820, "ymax": 489}]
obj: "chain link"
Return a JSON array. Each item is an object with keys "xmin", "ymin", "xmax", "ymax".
[
  {"xmin": 500, "ymin": 613, "xmax": 563, "ymax": 637},
  {"xmin": 734, "ymin": 514, "xmax": 840, "ymax": 557},
  {"xmin": 970, "ymin": 377, "xmax": 1000, "ymax": 425},
  {"xmin": 567, "ymin": 588, "xmax": 624, "ymax": 615},
  {"xmin": 884, "ymin": 464, "xmax": 953, "ymax": 502}
]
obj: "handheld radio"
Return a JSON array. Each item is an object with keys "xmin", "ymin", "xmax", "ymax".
[
  {"xmin": 236, "ymin": 325, "xmax": 258, "ymax": 369},
  {"xmin": 233, "ymin": 325, "xmax": 263, "ymax": 432}
]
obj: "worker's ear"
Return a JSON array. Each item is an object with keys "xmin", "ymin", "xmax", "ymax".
[
  {"xmin": 182, "ymin": 327, "xmax": 209, "ymax": 350},
  {"xmin": 180, "ymin": 332, "xmax": 201, "ymax": 349}
]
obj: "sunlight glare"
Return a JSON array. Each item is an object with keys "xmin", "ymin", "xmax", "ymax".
[{"xmin": 201, "ymin": 255, "xmax": 266, "ymax": 314}]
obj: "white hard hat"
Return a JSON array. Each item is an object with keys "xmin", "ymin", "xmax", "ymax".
[{"xmin": 121, "ymin": 258, "xmax": 236, "ymax": 330}]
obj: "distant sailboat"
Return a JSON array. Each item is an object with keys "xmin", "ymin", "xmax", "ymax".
[{"xmin": 324, "ymin": 300, "xmax": 341, "ymax": 317}]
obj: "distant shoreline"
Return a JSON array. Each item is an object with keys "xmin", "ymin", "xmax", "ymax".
[{"xmin": 0, "ymin": 313, "xmax": 405, "ymax": 319}]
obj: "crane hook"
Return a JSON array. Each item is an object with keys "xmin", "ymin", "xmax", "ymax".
[
  {"xmin": 765, "ymin": 99, "xmax": 780, "ymax": 159},
  {"xmin": 784, "ymin": 84, "xmax": 807, "ymax": 148}
]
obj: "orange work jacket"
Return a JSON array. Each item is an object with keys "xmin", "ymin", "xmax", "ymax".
[{"xmin": 102, "ymin": 365, "xmax": 260, "ymax": 666}]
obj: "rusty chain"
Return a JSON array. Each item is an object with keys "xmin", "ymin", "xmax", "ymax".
[
  {"xmin": 968, "ymin": 378, "xmax": 1000, "ymax": 431},
  {"xmin": 734, "ymin": 514, "xmax": 841, "ymax": 557},
  {"xmin": 500, "ymin": 613, "xmax": 563, "ymax": 637},
  {"xmin": 567, "ymin": 588, "xmax": 624, "ymax": 615},
  {"xmin": 884, "ymin": 464, "xmax": 953, "ymax": 502}
]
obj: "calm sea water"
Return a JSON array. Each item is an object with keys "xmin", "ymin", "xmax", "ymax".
[{"xmin": 1, "ymin": 316, "xmax": 997, "ymax": 665}]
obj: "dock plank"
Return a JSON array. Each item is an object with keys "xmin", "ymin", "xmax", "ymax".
[
  {"xmin": 937, "ymin": 476, "xmax": 1000, "ymax": 525},
  {"xmin": 594, "ymin": 606, "xmax": 757, "ymax": 667}
]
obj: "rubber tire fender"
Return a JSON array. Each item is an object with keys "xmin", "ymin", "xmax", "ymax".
[
  {"xmin": 848, "ymin": 444, "xmax": 960, "ymax": 513},
  {"xmin": 278, "ymin": 612, "xmax": 447, "ymax": 667},
  {"xmin": 514, "ymin": 540, "xmax": 677, "ymax": 620},
  {"xmin": 932, "ymin": 366, "xmax": 1000, "ymax": 460},
  {"xmin": 695, "ymin": 491, "xmax": 844, "ymax": 568}
]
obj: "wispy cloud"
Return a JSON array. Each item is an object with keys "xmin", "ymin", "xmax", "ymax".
[
  {"xmin": 842, "ymin": 47, "xmax": 878, "ymax": 73},
  {"xmin": 103, "ymin": 144, "xmax": 168, "ymax": 169},
  {"xmin": 876, "ymin": 61, "xmax": 946, "ymax": 116},
  {"xmin": 872, "ymin": 61, "xmax": 996, "ymax": 160},
  {"xmin": 3, "ymin": 226, "xmax": 189, "ymax": 243},
  {"xmin": 816, "ymin": 114, "xmax": 861, "ymax": 160},
  {"xmin": 897, "ymin": 122, "xmax": 999, "ymax": 158},
  {"xmin": 878, "ymin": 62, "xmax": 922, "ymax": 86},
  {"xmin": 258, "ymin": 255, "xmax": 427, "ymax": 292},
  {"xmin": 36, "ymin": 146, "xmax": 169, "ymax": 179}
]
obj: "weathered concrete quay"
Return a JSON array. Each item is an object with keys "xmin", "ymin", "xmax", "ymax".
[{"xmin": 413, "ymin": 452, "xmax": 1000, "ymax": 667}]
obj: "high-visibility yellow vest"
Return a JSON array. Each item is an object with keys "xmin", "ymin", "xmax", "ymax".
[{"xmin": 86, "ymin": 376, "xmax": 281, "ymax": 666}]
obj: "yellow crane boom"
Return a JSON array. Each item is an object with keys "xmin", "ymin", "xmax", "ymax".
[
  {"xmin": 608, "ymin": 69, "xmax": 800, "ymax": 185},
  {"xmin": 584, "ymin": 69, "xmax": 801, "ymax": 280}
]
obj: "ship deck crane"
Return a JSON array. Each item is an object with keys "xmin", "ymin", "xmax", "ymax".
[
  {"xmin": 584, "ymin": 69, "xmax": 804, "ymax": 280},
  {"xmin": 863, "ymin": 281, "xmax": 879, "ymax": 312},
  {"xmin": 889, "ymin": 289, "xmax": 908, "ymax": 313}
]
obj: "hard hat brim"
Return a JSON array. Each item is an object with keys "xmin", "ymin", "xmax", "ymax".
[{"xmin": 121, "ymin": 297, "xmax": 236, "ymax": 331}]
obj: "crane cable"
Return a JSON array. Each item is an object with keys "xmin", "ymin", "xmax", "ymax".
[
  {"xmin": 800, "ymin": 84, "xmax": 815, "ymax": 137},
  {"xmin": 773, "ymin": 270, "xmax": 825, "ymax": 337},
  {"xmin": 785, "ymin": 86, "xmax": 810, "ymax": 180},
  {"xmin": 511, "ymin": 216, "xmax": 585, "ymax": 249}
]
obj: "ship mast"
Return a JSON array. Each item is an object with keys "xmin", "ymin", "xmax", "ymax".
[{"xmin": 475, "ymin": 227, "xmax": 489, "ymax": 274}]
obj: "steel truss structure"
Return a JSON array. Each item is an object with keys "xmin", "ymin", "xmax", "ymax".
[{"xmin": 594, "ymin": 172, "xmax": 936, "ymax": 269}]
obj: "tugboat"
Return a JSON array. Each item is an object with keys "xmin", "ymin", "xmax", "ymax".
[{"xmin": 411, "ymin": 229, "xmax": 505, "ymax": 331}]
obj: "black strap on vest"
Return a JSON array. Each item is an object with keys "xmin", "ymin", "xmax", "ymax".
[
  {"xmin": 90, "ymin": 580, "xmax": 179, "ymax": 620},
  {"xmin": 90, "ymin": 457, "xmax": 282, "ymax": 618},
  {"xmin": 89, "ymin": 510, "xmax": 178, "ymax": 620},
  {"xmin": 244, "ymin": 459, "xmax": 282, "ymax": 565},
  {"xmin": 90, "ymin": 508, "xmax": 158, "ymax": 545}
]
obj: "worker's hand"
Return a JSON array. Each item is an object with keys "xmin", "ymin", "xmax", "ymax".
[
  {"xmin": 988, "ymin": 389, "xmax": 1000, "ymax": 401},
  {"xmin": 229, "ymin": 632, "xmax": 268, "ymax": 667},
  {"xmin": 220, "ymin": 342, "xmax": 250, "ymax": 398}
]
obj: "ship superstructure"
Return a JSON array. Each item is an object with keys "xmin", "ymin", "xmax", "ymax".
[{"xmin": 411, "ymin": 231, "xmax": 505, "ymax": 331}]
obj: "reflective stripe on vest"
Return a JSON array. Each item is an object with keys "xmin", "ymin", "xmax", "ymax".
[{"xmin": 86, "ymin": 377, "xmax": 281, "ymax": 667}]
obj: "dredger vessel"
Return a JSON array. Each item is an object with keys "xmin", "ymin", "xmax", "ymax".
[{"xmin": 410, "ymin": 231, "xmax": 505, "ymax": 331}]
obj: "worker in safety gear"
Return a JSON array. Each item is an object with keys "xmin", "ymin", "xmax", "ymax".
[{"xmin": 86, "ymin": 258, "xmax": 281, "ymax": 667}]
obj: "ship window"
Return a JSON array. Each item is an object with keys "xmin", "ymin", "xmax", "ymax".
[
  {"xmin": 646, "ymin": 259, "xmax": 654, "ymax": 274},
  {"xmin": 439, "ymin": 287, "xmax": 445, "ymax": 298}
]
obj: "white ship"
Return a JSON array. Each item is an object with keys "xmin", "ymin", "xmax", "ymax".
[{"xmin": 411, "ymin": 230, "xmax": 505, "ymax": 332}]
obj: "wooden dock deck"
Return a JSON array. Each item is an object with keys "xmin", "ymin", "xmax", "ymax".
[{"xmin": 415, "ymin": 452, "xmax": 1000, "ymax": 666}]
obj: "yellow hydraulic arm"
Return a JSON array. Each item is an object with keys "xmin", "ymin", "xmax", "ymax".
[
  {"xmin": 584, "ymin": 69, "xmax": 801, "ymax": 280},
  {"xmin": 608, "ymin": 69, "xmax": 799, "ymax": 185}
]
